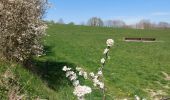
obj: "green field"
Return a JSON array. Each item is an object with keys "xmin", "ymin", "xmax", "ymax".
[{"xmin": 1, "ymin": 24, "xmax": 170, "ymax": 99}]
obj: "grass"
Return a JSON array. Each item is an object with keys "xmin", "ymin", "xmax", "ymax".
[{"xmin": 1, "ymin": 24, "xmax": 170, "ymax": 99}]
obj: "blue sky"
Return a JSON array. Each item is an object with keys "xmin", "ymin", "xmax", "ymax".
[{"xmin": 45, "ymin": 0, "xmax": 170, "ymax": 25}]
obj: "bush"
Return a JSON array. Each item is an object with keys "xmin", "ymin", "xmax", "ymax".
[{"xmin": 0, "ymin": 0, "xmax": 48, "ymax": 62}]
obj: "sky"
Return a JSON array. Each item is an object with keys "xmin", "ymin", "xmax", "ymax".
[{"xmin": 45, "ymin": 0, "xmax": 170, "ymax": 25}]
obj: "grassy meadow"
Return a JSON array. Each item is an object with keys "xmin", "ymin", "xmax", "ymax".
[{"xmin": 1, "ymin": 24, "xmax": 170, "ymax": 99}]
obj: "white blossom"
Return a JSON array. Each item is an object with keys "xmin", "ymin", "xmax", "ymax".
[
  {"xmin": 66, "ymin": 71, "xmax": 74, "ymax": 77},
  {"xmin": 73, "ymin": 85, "xmax": 92, "ymax": 98},
  {"xmin": 91, "ymin": 75, "xmax": 105, "ymax": 89},
  {"xmin": 135, "ymin": 95, "xmax": 140, "ymax": 100},
  {"xmin": 101, "ymin": 58, "xmax": 105, "ymax": 64},
  {"xmin": 19, "ymin": 57, "xmax": 23, "ymax": 61},
  {"xmin": 94, "ymin": 75, "xmax": 98, "ymax": 79},
  {"xmin": 63, "ymin": 66, "xmax": 90, "ymax": 100},
  {"xmin": 93, "ymin": 77, "xmax": 99, "ymax": 86},
  {"xmin": 89, "ymin": 72, "xmax": 95, "ymax": 77},
  {"xmin": 106, "ymin": 39, "xmax": 114, "ymax": 47},
  {"xmin": 62, "ymin": 66, "xmax": 67, "ymax": 71},
  {"xmin": 69, "ymin": 73, "xmax": 77, "ymax": 81},
  {"xmin": 1, "ymin": 0, "xmax": 48, "ymax": 61},
  {"xmin": 99, "ymin": 82, "xmax": 104, "ymax": 89},
  {"xmin": 79, "ymin": 71, "xmax": 83, "ymax": 76},
  {"xmin": 103, "ymin": 48, "xmax": 109, "ymax": 54},
  {"xmin": 62, "ymin": 66, "xmax": 71, "ymax": 71},
  {"xmin": 73, "ymin": 80, "xmax": 80, "ymax": 87},
  {"xmin": 67, "ymin": 68, "xmax": 71, "ymax": 71},
  {"xmin": 62, "ymin": 38, "xmax": 115, "ymax": 100},
  {"xmin": 97, "ymin": 71, "xmax": 102, "ymax": 75}
]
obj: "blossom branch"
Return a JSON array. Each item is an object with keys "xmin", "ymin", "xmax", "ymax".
[
  {"xmin": 62, "ymin": 66, "xmax": 92, "ymax": 100},
  {"xmin": 62, "ymin": 39, "xmax": 114, "ymax": 100}
]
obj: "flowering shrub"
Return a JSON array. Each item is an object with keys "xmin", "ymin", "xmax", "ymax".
[
  {"xmin": 0, "ymin": 0, "xmax": 48, "ymax": 62},
  {"xmin": 62, "ymin": 39, "xmax": 114, "ymax": 100}
]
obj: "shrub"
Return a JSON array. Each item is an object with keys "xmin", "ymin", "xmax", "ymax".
[{"xmin": 0, "ymin": 0, "xmax": 48, "ymax": 62}]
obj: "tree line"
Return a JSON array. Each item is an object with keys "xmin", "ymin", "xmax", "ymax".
[{"xmin": 48, "ymin": 17, "xmax": 170, "ymax": 29}]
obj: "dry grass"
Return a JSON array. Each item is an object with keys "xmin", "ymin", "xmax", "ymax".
[
  {"xmin": 0, "ymin": 67, "xmax": 26, "ymax": 100},
  {"xmin": 162, "ymin": 71, "xmax": 170, "ymax": 81}
]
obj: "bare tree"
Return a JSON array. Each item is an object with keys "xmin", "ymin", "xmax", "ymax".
[
  {"xmin": 137, "ymin": 19, "xmax": 152, "ymax": 29},
  {"xmin": 158, "ymin": 22, "xmax": 169, "ymax": 29},
  {"xmin": 87, "ymin": 17, "xmax": 104, "ymax": 27},
  {"xmin": 112, "ymin": 20, "xmax": 126, "ymax": 28}
]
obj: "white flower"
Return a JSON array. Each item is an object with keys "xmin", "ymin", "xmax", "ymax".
[
  {"xmin": 92, "ymin": 75, "xmax": 105, "ymax": 89},
  {"xmin": 19, "ymin": 57, "xmax": 23, "ymax": 61},
  {"xmin": 97, "ymin": 71, "xmax": 102, "ymax": 75},
  {"xmin": 83, "ymin": 72, "xmax": 88, "ymax": 79},
  {"xmin": 69, "ymin": 73, "xmax": 77, "ymax": 81},
  {"xmin": 62, "ymin": 66, "xmax": 68, "ymax": 71},
  {"xmin": 73, "ymin": 85, "xmax": 92, "ymax": 97},
  {"xmin": 79, "ymin": 71, "xmax": 83, "ymax": 76},
  {"xmin": 89, "ymin": 72, "xmax": 95, "ymax": 77},
  {"xmin": 62, "ymin": 66, "xmax": 71, "ymax": 71},
  {"xmin": 101, "ymin": 58, "xmax": 105, "ymax": 64},
  {"xmin": 135, "ymin": 95, "xmax": 140, "ymax": 100},
  {"xmin": 66, "ymin": 71, "xmax": 74, "ymax": 77},
  {"xmin": 93, "ymin": 77, "xmax": 99, "ymax": 85},
  {"xmin": 106, "ymin": 39, "xmax": 114, "ymax": 47},
  {"xmin": 103, "ymin": 48, "xmax": 109, "ymax": 54},
  {"xmin": 94, "ymin": 75, "xmax": 98, "ymax": 79},
  {"xmin": 99, "ymin": 82, "xmax": 104, "ymax": 89},
  {"xmin": 67, "ymin": 68, "xmax": 71, "ymax": 71},
  {"xmin": 73, "ymin": 80, "xmax": 80, "ymax": 87}
]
